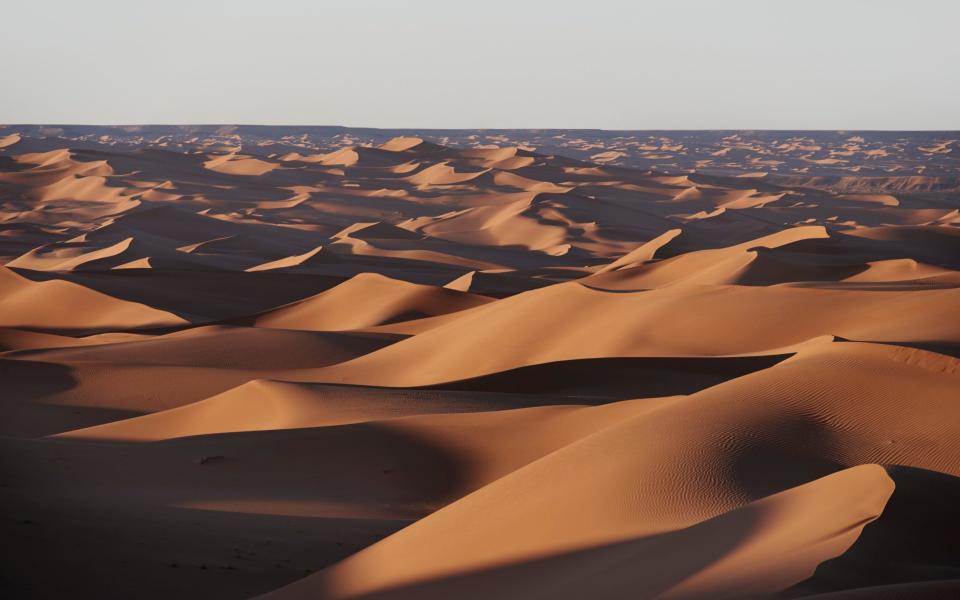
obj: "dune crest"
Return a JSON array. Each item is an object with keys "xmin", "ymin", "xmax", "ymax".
[
  {"xmin": 259, "ymin": 466, "xmax": 893, "ymax": 600},
  {"xmin": 252, "ymin": 272, "xmax": 493, "ymax": 331},
  {"xmin": 0, "ymin": 266, "xmax": 185, "ymax": 330}
]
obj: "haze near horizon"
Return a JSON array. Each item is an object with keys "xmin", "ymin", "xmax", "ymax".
[{"xmin": 2, "ymin": 0, "xmax": 959, "ymax": 129}]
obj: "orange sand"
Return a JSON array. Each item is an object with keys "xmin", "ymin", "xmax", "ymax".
[{"xmin": 1, "ymin": 128, "xmax": 958, "ymax": 599}]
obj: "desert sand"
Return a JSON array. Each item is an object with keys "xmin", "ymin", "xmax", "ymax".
[{"xmin": 1, "ymin": 126, "xmax": 958, "ymax": 599}]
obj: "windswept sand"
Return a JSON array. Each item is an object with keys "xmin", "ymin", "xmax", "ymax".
[{"xmin": 1, "ymin": 127, "xmax": 958, "ymax": 599}]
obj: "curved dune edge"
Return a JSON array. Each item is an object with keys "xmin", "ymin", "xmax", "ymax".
[
  {"xmin": 203, "ymin": 153, "xmax": 280, "ymax": 176},
  {"xmin": 53, "ymin": 394, "xmax": 673, "ymax": 506},
  {"xmin": 0, "ymin": 132, "xmax": 21, "ymax": 148},
  {"xmin": 301, "ymin": 281, "xmax": 960, "ymax": 387},
  {"xmin": 255, "ymin": 340, "xmax": 953, "ymax": 600},
  {"xmin": 251, "ymin": 272, "xmax": 494, "ymax": 332},
  {"xmin": 53, "ymin": 380, "xmax": 650, "ymax": 442},
  {"xmin": 19, "ymin": 325, "xmax": 397, "ymax": 371},
  {"xmin": 0, "ymin": 266, "xmax": 186, "ymax": 330},
  {"xmin": 256, "ymin": 465, "xmax": 893, "ymax": 600},
  {"xmin": 587, "ymin": 226, "xmax": 832, "ymax": 288},
  {"xmin": 246, "ymin": 245, "xmax": 325, "ymax": 271},
  {"xmin": 49, "ymin": 339, "xmax": 957, "ymax": 600}
]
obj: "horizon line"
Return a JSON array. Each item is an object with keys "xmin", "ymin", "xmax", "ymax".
[{"xmin": 5, "ymin": 123, "xmax": 960, "ymax": 133}]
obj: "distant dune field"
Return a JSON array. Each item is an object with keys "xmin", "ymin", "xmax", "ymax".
[{"xmin": 1, "ymin": 127, "xmax": 958, "ymax": 599}]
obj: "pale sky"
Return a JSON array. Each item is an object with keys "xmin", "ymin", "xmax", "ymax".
[{"xmin": 3, "ymin": 0, "xmax": 958, "ymax": 129}]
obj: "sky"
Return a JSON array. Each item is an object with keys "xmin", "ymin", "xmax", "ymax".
[{"xmin": 3, "ymin": 0, "xmax": 959, "ymax": 129}]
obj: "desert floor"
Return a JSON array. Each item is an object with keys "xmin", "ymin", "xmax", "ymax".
[{"xmin": 1, "ymin": 127, "xmax": 958, "ymax": 599}]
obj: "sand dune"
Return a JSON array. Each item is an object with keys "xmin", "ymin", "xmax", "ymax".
[
  {"xmin": 53, "ymin": 379, "xmax": 595, "ymax": 441},
  {"xmin": 0, "ymin": 132, "xmax": 21, "ymax": 148},
  {"xmin": 14, "ymin": 325, "xmax": 397, "ymax": 370},
  {"xmin": 250, "ymin": 272, "xmax": 493, "ymax": 331},
  {"xmin": 6, "ymin": 235, "xmax": 212, "ymax": 271},
  {"xmin": 2, "ymin": 127, "xmax": 958, "ymax": 599},
  {"xmin": 588, "ymin": 226, "xmax": 834, "ymax": 288},
  {"xmin": 258, "ymin": 466, "xmax": 893, "ymax": 600},
  {"xmin": 399, "ymin": 195, "xmax": 576, "ymax": 254},
  {"xmin": 304, "ymin": 281, "xmax": 960, "ymax": 386},
  {"xmin": 247, "ymin": 245, "xmax": 326, "ymax": 271},
  {"xmin": 8, "ymin": 236, "xmax": 144, "ymax": 271},
  {"xmin": 594, "ymin": 228, "xmax": 683, "ymax": 272},
  {"xmin": 204, "ymin": 153, "xmax": 280, "ymax": 176},
  {"xmin": 0, "ymin": 266, "xmax": 185, "ymax": 331},
  {"xmin": 262, "ymin": 341, "xmax": 957, "ymax": 599}
]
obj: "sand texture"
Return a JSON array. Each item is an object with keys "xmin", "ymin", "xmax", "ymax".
[{"xmin": 1, "ymin": 127, "xmax": 958, "ymax": 599}]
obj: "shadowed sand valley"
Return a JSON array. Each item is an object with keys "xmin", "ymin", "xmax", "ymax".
[{"xmin": 1, "ymin": 126, "xmax": 959, "ymax": 599}]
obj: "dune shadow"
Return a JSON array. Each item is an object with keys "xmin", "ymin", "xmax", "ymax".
[
  {"xmin": 0, "ymin": 499, "xmax": 409, "ymax": 600},
  {"xmin": 727, "ymin": 415, "xmax": 845, "ymax": 502},
  {"xmin": 0, "ymin": 421, "xmax": 474, "ymax": 599},
  {"xmin": 428, "ymin": 354, "xmax": 790, "ymax": 400},
  {"xmin": 339, "ymin": 498, "xmax": 768, "ymax": 600},
  {"xmin": 0, "ymin": 358, "xmax": 123, "ymax": 436},
  {"xmin": 782, "ymin": 465, "xmax": 960, "ymax": 598},
  {"xmin": 878, "ymin": 340, "xmax": 960, "ymax": 359}
]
